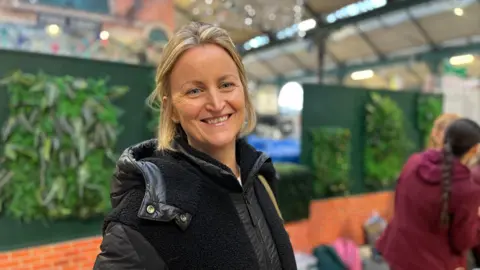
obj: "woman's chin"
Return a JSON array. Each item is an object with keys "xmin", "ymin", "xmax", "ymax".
[{"xmin": 204, "ymin": 134, "xmax": 237, "ymax": 149}]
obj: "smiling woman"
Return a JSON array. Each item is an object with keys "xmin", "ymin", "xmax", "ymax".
[
  {"xmin": 167, "ymin": 44, "xmax": 247, "ymax": 174},
  {"xmin": 93, "ymin": 22, "xmax": 297, "ymax": 270}
]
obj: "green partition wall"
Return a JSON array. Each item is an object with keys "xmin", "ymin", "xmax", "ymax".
[
  {"xmin": 301, "ymin": 84, "xmax": 440, "ymax": 195},
  {"xmin": 0, "ymin": 49, "xmax": 155, "ymax": 152},
  {"xmin": 0, "ymin": 49, "xmax": 155, "ymax": 251}
]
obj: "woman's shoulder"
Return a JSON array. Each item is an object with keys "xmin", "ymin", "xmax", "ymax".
[
  {"xmin": 451, "ymin": 174, "xmax": 480, "ymax": 208},
  {"xmin": 111, "ymin": 140, "xmax": 199, "ymax": 199},
  {"xmin": 470, "ymin": 164, "xmax": 480, "ymax": 185},
  {"xmin": 115, "ymin": 139, "xmax": 191, "ymax": 174},
  {"xmin": 109, "ymin": 141, "xmax": 203, "ymax": 227}
]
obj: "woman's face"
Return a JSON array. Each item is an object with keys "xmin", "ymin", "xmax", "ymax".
[{"xmin": 167, "ymin": 44, "xmax": 246, "ymax": 153}]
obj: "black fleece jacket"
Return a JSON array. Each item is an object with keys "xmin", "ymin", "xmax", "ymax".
[{"xmin": 93, "ymin": 136, "xmax": 297, "ymax": 270}]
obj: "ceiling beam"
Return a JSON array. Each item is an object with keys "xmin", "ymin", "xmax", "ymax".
[
  {"xmin": 303, "ymin": 2, "xmax": 322, "ymax": 21},
  {"xmin": 240, "ymin": 0, "xmax": 434, "ymax": 56},
  {"xmin": 405, "ymin": 8, "xmax": 438, "ymax": 50},
  {"xmin": 354, "ymin": 24, "xmax": 385, "ymax": 60},
  {"xmin": 257, "ymin": 43, "xmax": 480, "ymax": 84},
  {"xmin": 302, "ymin": 2, "xmax": 344, "ymax": 69}
]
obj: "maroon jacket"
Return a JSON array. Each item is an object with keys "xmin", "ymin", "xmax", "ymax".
[
  {"xmin": 377, "ymin": 150, "xmax": 480, "ymax": 270},
  {"xmin": 472, "ymin": 164, "xmax": 480, "ymax": 185},
  {"xmin": 470, "ymin": 164, "xmax": 480, "ymax": 265}
]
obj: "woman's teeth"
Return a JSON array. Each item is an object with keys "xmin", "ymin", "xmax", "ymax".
[{"xmin": 206, "ymin": 115, "xmax": 229, "ymax": 124}]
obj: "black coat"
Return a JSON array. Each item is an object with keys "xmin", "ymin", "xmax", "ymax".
[{"xmin": 93, "ymin": 137, "xmax": 297, "ymax": 270}]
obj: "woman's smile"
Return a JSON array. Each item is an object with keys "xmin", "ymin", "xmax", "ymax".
[{"xmin": 200, "ymin": 114, "xmax": 233, "ymax": 126}]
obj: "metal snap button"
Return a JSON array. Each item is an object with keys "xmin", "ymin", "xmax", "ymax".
[
  {"xmin": 179, "ymin": 213, "xmax": 187, "ymax": 222},
  {"xmin": 146, "ymin": 205, "xmax": 155, "ymax": 214}
]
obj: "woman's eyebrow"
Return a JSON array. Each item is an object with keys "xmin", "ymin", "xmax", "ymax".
[{"xmin": 217, "ymin": 74, "xmax": 237, "ymax": 81}]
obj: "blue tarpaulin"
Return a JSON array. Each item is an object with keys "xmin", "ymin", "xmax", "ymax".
[{"xmin": 247, "ymin": 135, "xmax": 300, "ymax": 163}]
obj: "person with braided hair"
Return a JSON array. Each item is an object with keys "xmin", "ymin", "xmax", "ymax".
[{"xmin": 376, "ymin": 118, "xmax": 480, "ymax": 270}]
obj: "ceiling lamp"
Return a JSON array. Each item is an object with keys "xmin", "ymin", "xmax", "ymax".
[
  {"xmin": 449, "ymin": 54, "xmax": 475, "ymax": 66},
  {"xmin": 453, "ymin": 7, "xmax": 464, "ymax": 16},
  {"xmin": 351, "ymin": 69, "xmax": 374, "ymax": 80}
]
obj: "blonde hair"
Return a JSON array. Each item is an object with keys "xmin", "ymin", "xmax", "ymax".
[
  {"xmin": 148, "ymin": 22, "xmax": 257, "ymax": 150},
  {"xmin": 427, "ymin": 113, "xmax": 461, "ymax": 149}
]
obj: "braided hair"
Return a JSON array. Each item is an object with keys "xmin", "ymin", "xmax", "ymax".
[
  {"xmin": 440, "ymin": 118, "xmax": 480, "ymax": 228},
  {"xmin": 440, "ymin": 142, "xmax": 453, "ymax": 227}
]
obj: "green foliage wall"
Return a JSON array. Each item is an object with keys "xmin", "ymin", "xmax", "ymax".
[
  {"xmin": 0, "ymin": 50, "xmax": 154, "ymax": 154},
  {"xmin": 364, "ymin": 93, "xmax": 413, "ymax": 190},
  {"xmin": 416, "ymin": 95, "xmax": 443, "ymax": 148},
  {"xmin": 0, "ymin": 71, "xmax": 128, "ymax": 222},
  {"xmin": 0, "ymin": 49, "xmax": 155, "ymax": 250},
  {"xmin": 301, "ymin": 85, "xmax": 424, "ymax": 195},
  {"xmin": 274, "ymin": 163, "xmax": 314, "ymax": 222},
  {"xmin": 310, "ymin": 127, "xmax": 351, "ymax": 198}
]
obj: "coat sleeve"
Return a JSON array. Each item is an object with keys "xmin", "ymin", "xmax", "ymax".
[
  {"xmin": 93, "ymin": 222, "xmax": 168, "ymax": 270},
  {"xmin": 450, "ymin": 194, "xmax": 480, "ymax": 254}
]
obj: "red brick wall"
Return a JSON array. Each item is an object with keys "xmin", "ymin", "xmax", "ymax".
[
  {"xmin": 284, "ymin": 191, "xmax": 394, "ymax": 252},
  {"xmin": 0, "ymin": 191, "xmax": 393, "ymax": 269},
  {"xmin": 0, "ymin": 236, "xmax": 101, "ymax": 270}
]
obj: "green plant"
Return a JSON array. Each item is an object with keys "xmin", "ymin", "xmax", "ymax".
[
  {"xmin": 0, "ymin": 71, "xmax": 128, "ymax": 222},
  {"xmin": 274, "ymin": 162, "xmax": 314, "ymax": 223},
  {"xmin": 364, "ymin": 93, "xmax": 413, "ymax": 190},
  {"xmin": 310, "ymin": 127, "xmax": 351, "ymax": 198},
  {"xmin": 417, "ymin": 95, "xmax": 443, "ymax": 148}
]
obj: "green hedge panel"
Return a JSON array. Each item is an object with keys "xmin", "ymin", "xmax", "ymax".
[
  {"xmin": 0, "ymin": 49, "xmax": 155, "ymax": 250},
  {"xmin": 301, "ymin": 84, "xmax": 440, "ymax": 195},
  {"xmin": 0, "ymin": 49, "xmax": 155, "ymax": 153}
]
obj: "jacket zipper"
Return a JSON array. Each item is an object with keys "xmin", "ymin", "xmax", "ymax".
[
  {"xmin": 244, "ymin": 188, "xmax": 272, "ymax": 270},
  {"xmin": 243, "ymin": 192, "xmax": 256, "ymax": 227},
  {"xmin": 235, "ymin": 154, "xmax": 272, "ymax": 269}
]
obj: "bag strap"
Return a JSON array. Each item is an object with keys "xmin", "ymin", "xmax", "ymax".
[{"xmin": 258, "ymin": 175, "xmax": 283, "ymax": 221}]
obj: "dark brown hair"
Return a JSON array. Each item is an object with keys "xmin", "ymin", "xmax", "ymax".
[{"xmin": 440, "ymin": 118, "xmax": 480, "ymax": 227}]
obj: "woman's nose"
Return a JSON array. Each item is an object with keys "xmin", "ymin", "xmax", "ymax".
[{"xmin": 205, "ymin": 91, "xmax": 225, "ymax": 112}]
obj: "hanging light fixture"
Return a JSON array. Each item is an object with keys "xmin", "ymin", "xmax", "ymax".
[
  {"xmin": 449, "ymin": 54, "xmax": 475, "ymax": 66},
  {"xmin": 351, "ymin": 69, "xmax": 374, "ymax": 80},
  {"xmin": 453, "ymin": 7, "xmax": 464, "ymax": 16}
]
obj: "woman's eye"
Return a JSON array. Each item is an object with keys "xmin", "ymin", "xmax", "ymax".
[
  {"xmin": 220, "ymin": 82, "xmax": 234, "ymax": 88},
  {"xmin": 187, "ymin": 88, "xmax": 201, "ymax": 95}
]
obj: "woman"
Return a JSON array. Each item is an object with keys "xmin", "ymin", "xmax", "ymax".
[
  {"xmin": 428, "ymin": 113, "xmax": 480, "ymax": 269},
  {"xmin": 427, "ymin": 113, "xmax": 460, "ymax": 149},
  {"xmin": 93, "ymin": 22, "xmax": 297, "ymax": 270},
  {"xmin": 377, "ymin": 118, "xmax": 480, "ymax": 270}
]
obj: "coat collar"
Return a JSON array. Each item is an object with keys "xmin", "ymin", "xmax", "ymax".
[
  {"xmin": 172, "ymin": 131, "xmax": 271, "ymax": 191},
  {"xmin": 111, "ymin": 133, "xmax": 275, "ymax": 229}
]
